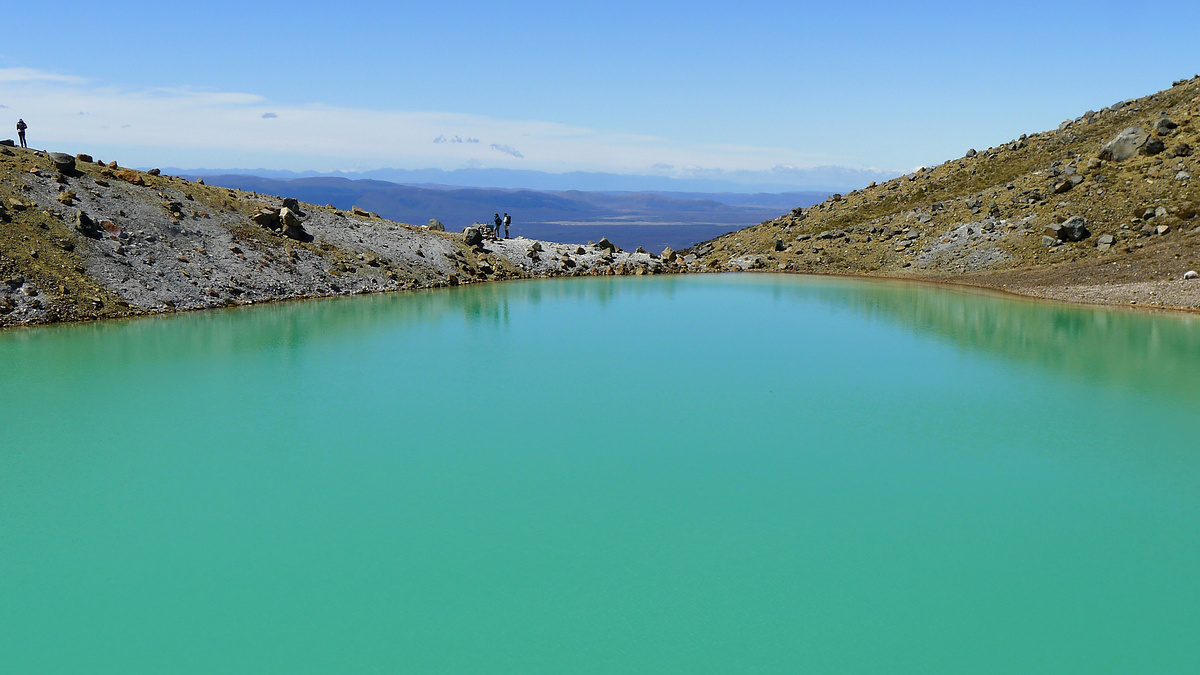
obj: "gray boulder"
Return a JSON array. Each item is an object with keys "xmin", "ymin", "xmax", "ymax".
[
  {"xmin": 427, "ymin": 218, "xmax": 445, "ymax": 231},
  {"xmin": 462, "ymin": 225, "xmax": 483, "ymax": 246},
  {"xmin": 49, "ymin": 152, "xmax": 76, "ymax": 174},
  {"xmin": 1098, "ymin": 127, "xmax": 1149, "ymax": 161},
  {"xmin": 1060, "ymin": 216, "xmax": 1091, "ymax": 242},
  {"xmin": 281, "ymin": 197, "xmax": 300, "ymax": 210},
  {"xmin": 596, "ymin": 237, "xmax": 617, "ymax": 252}
]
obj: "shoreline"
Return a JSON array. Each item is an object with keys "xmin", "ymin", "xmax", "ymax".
[{"xmin": 3, "ymin": 266, "xmax": 1197, "ymax": 336}]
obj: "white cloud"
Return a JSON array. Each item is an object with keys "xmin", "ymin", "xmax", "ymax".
[{"xmin": 0, "ymin": 66, "xmax": 854, "ymax": 175}]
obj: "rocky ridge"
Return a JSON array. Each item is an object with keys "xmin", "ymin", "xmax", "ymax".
[
  {"xmin": 0, "ymin": 147, "xmax": 696, "ymax": 327},
  {"xmin": 691, "ymin": 76, "xmax": 1200, "ymax": 310}
]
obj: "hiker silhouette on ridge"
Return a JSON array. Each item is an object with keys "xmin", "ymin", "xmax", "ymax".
[
  {"xmin": 494, "ymin": 213, "xmax": 503, "ymax": 239},
  {"xmin": 16, "ymin": 119, "xmax": 27, "ymax": 148}
]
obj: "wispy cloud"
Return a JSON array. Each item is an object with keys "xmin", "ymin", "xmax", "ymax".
[
  {"xmin": 0, "ymin": 67, "xmax": 87, "ymax": 84},
  {"xmin": 0, "ymin": 66, "xmax": 852, "ymax": 175},
  {"xmin": 490, "ymin": 143, "xmax": 524, "ymax": 159}
]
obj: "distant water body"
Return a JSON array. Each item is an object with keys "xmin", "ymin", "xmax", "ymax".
[{"xmin": 2, "ymin": 275, "xmax": 1198, "ymax": 673}]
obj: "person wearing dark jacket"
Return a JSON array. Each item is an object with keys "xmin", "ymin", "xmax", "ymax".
[
  {"xmin": 494, "ymin": 213, "xmax": 503, "ymax": 239},
  {"xmin": 16, "ymin": 119, "xmax": 27, "ymax": 148}
]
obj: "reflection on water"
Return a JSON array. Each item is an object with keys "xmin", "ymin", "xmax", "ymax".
[{"xmin": 748, "ymin": 274, "xmax": 1200, "ymax": 404}]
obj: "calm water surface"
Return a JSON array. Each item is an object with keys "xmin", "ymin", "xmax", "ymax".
[{"xmin": 2, "ymin": 274, "xmax": 1198, "ymax": 673}]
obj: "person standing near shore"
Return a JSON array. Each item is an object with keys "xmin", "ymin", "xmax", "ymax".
[
  {"xmin": 494, "ymin": 213, "xmax": 503, "ymax": 239},
  {"xmin": 503, "ymin": 213, "xmax": 511, "ymax": 238},
  {"xmin": 16, "ymin": 119, "xmax": 27, "ymax": 148}
]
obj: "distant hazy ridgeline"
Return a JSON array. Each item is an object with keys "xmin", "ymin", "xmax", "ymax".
[{"xmin": 186, "ymin": 175, "xmax": 828, "ymax": 251}]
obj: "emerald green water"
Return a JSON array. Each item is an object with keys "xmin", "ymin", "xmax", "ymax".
[{"xmin": 2, "ymin": 274, "xmax": 1198, "ymax": 673}]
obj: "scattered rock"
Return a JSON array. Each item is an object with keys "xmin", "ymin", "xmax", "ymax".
[
  {"xmin": 147, "ymin": 168, "xmax": 161, "ymax": 176},
  {"xmin": 1177, "ymin": 171, "xmax": 1191, "ymax": 181},
  {"xmin": 596, "ymin": 237, "xmax": 617, "ymax": 252},
  {"xmin": 1156, "ymin": 224, "xmax": 1171, "ymax": 236},
  {"xmin": 351, "ymin": 206, "xmax": 370, "ymax": 217},
  {"xmin": 1185, "ymin": 270, "xmax": 1199, "ymax": 280},
  {"xmin": 661, "ymin": 247, "xmax": 677, "ymax": 262},
  {"xmin": 281, "ymin": 197, "xmax": 300, "ymax": 210},
  {"xmin": 75, "ymin": 153, "xmax": 93, "ymax": 163},
  {"xmin": 462, "ymin": 225, "xmax": 483, "ymax": 246},
  {"xmin": 427, "ymin": 218, "xmax": 444, "ymax": 231},
  {"xmin": 1143, "ymin": 137, "xmax": 1166, "ymax": 155}
]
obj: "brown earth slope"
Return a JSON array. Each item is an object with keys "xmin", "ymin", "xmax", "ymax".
[{"xmin": 693, "ymin": 76, "xmax": 1200, "ymax": 310}]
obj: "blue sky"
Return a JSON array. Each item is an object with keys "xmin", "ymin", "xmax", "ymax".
[{"xmin": 2, "ymin": 0, "xmax": 1198, "ymax": 188}]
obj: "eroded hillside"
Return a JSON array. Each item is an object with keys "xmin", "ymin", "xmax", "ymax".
[{"xmin": 0, "ymin": 148, "xmax": 689, "ymax": 327}]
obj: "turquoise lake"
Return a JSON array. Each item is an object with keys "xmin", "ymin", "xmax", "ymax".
[{"xmin": 2, "ymin": 274, "xmax": 1199, "ymax": 673}]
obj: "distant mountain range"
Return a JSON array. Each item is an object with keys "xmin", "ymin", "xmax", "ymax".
[
  {"xmin": 185, "ymin": 174, "xmax": 831, "ymax": 251},
  {"xmin": 165, "ymin": 165, "xmax": 895, "ymax": 194}
]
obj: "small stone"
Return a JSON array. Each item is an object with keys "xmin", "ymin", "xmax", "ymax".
[
  {"xmin": 427, "ymin": 218, "xmax": 445, "ymax": 231},
  {"xmin": 147, "ymin": 168, "xmax": 161, "ymax": 176},
  {"xmin": 661, "ymin": 247, "xmax": 677, "ymax": 262},
  {"xmin": 1184, "ymin": 270, "xmax": 1199, "ymax": 280},
  {"xmin": 596, "ymin": 237, "xmax": 617, "ymax": 252},
  {"xmin": 1156, "ymin": 224, "xmax": 1171, "ymax": 236},
  {"xmin": 1155, "ymin": 206, "xmax": 1168, "ymax": 219},
  {"xmin": 1177, "ymin": 171, "xmax": 1191, "ymax": 181}
]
